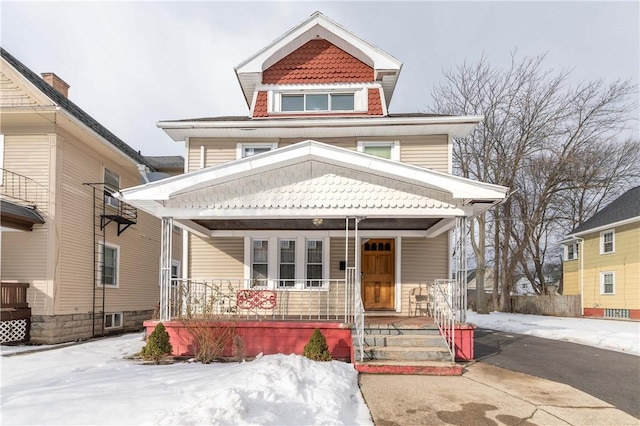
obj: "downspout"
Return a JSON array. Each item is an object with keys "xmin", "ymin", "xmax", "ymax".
[
  {"xmin": 577, "ymin": 237, "xmax": 585, "ymax": 317},
  {"xmin": 137, "ymin": 164, "xmax": 151, "ymax": 183}
]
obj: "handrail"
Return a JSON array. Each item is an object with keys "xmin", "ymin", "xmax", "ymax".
[
  {"xmin": 428, "ymin": 279, "xmax": 458, "ymax": 361},
  {"xmin": 0, "ymin": 168, "xmax": 47, "ymax": 207},
  {"xmin": 347, "ymin": 267, "xmax": 364, "ymax": 362}
]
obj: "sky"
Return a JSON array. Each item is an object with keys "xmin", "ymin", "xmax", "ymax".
[
  {"xmin": 1, "ymin": 1, "xmax": 638, "ymax": 157},
  {"xmin": 1, "ymin": 312, "xmax": 637, "ymax": 425}
]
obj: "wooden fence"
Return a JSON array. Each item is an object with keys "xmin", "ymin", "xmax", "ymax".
[
  {"xmin": 510, "ymin": 295, "xmax": 581, "ymax": 317},
  {"xmin": 1, "ymin": 282, "xmax": 31, "ymax": 343}
]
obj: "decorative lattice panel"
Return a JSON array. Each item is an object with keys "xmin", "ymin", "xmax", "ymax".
[{"xmin": 1, "ymin": 319, "xmax": 28, "ymax": 343}]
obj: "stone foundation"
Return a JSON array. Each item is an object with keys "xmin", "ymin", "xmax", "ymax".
[{"xmin": 30, "ymin": 310, "xmax": 154, "ymax": 344}]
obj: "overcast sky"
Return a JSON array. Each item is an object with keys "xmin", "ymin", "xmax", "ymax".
[{"xmin": 2, "ymin": 1, "xmax": 638, "ymax": 157}]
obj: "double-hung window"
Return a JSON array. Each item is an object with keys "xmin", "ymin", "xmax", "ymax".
[
  {"xmin": 103, "ymin": 167, "xmax": 120, "ymax": 208},
  {"xmin": 565, "ymin": 243, "xmax": 579, "ymax": 261},
  {"xmin": 306, "ymin": 240, "xmax": 324, "ymax": 288},
  {"xmin": 600, "ymin": 272, "xmax": 615, "ymax": 294},
  {"xmin": 278, "ymin": 240, "xmax": 296, "ymax": 288},
  {"xmin": 251, "ymin": 240, "xmax": 269, "ymax": 287},
  {"xmin": 600, "ymin": 230, "xmax": 615, "ymax": 254},
  {"xmin": 99, "ymin": 242, "xmax": 119, "ymax": 287}
]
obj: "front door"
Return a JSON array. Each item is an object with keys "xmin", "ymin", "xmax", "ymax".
[{"xmin": 361, "ymin": 238, "xmax": 395, "ymax": 310}]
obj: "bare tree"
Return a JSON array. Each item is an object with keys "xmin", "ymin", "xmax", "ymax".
[{"xmin": 432, "ymin": 52, "xmax": 638, "ymax": 309}]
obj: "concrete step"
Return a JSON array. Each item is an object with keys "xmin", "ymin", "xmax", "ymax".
[
  {"xmin": 364, "ymin": 345, "xmax": 451, "ymax": 362},
  {"xmin": 355, "ymin": 360, "xmax": 462, "ymax": 376},
  {"xmin": 362, "ymin": 334, "xmax": 446, "ymax": 348},
  {"xmin": 362, "ymin": 324, "xmax": 441, "ymax": 336}
]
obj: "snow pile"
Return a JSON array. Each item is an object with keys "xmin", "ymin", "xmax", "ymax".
[
  {"xmin": 467, "ymin": 311, "xmax": 639, "ymax": 356},
  {"xmin": 0, "ymin": 334, "xmax": 372, "ymax": 425}
]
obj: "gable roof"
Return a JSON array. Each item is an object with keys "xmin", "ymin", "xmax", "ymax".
[
  {"xmin": 569, "ymin": 186, "xmax": 640, "ymax": 236},
  {"xmin": 234, "ymin": 12, "xmax": 402, "ymax": 108},
  {"xmin": 0, "ymin": 47, "xmax": 155, "ymax": 170}
]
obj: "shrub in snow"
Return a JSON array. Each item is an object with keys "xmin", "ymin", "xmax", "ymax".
[
  {"xmin": 140, "ymin": 322, "xmax": 172, "ymax": 364},
  {"xmin": 303, "ymin": 328, "xmax": 332, "ymax": 361}
]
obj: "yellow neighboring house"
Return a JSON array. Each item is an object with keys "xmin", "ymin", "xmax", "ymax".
[
  {"xmin": 0, "ymin": 48, "xmax": 182, "ymax": 344},
  {"xmin": 562, "ymin": 186, "xmax": 640, "ymax": 320}
]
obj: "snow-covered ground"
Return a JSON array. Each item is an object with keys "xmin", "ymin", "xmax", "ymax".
[
  {"xmin": 1, "ymin": 313, "xmax": 638, "ymax": 425},
  {"xmin": 467, "ymin": 311, "xmax": 640, "ymax": 356},
  {"xmin": 0, "ymin": 333, "xmax": 372, "ymax": 425}
]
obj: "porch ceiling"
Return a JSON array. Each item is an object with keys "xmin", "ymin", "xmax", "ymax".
[{"xmin": 193, "ymin": 217, "xmax": 441, "ymax": 231}]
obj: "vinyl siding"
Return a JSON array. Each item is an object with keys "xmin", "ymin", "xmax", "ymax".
[
  {"xmin": 192, "ymin": 135, "xmax": 449, "ymax": 171},
  {"xmin": 0, "ymin": 70, "xmax": 42, "ymax": 106},
  {"xmin": 188, "ymin": 236, "xmax": 244, "ymax": 278},
  {"xmin": 401, "ymin": 235, "xmax": 449, "ymax": 314},
  {"xmin": 576, "ymin": 222, "xmax": 640, "ymax": 310},
  {"xmin": 57, "ymin": 135, "xmax": 172, "ymax": 315},
  {"xmin": 0, "ymin": 134, "xmax": 53, "ymax": 314}
]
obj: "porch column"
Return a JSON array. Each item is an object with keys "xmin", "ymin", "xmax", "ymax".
[
  {"xmin": 160, "ymin": 217, "xmax": 174, "ymax": 322},
  {"xmin": 453, "ymin": 216, "xmax": 468, "ymax": 322}
]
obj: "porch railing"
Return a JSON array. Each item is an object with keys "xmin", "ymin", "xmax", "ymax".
[
  {"xmin": 428, "ymin": 279, "xmax": 460, "ymax": 361},
  {"xmin": 0, "ymin": 168, "xmax": 47, "ymax": 207},
  {"xmin": 168, "ymin": 278, "xmax": 355, "ymax": 322}
]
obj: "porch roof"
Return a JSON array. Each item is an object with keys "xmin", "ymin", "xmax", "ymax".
[{"xmin": 116, "ymin": 140, "xmax": 507, "ymax": 234}]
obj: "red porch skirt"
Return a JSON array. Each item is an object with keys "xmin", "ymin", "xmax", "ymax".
[{"xmin": 144, "ymin": 320, "xmax": 353, "ymax": 361}]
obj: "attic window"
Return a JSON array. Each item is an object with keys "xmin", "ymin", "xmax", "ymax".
[{"xmin": 279, "ymin": 92, "xmax": 356, "ymax": 112}]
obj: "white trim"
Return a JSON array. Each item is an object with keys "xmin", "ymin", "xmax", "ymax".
[
  {"xmin": 357, "ymin": 140, "xmax": 400, "ymax": 161},
  {"xmin": 0, "ymin": 134, "xmax": 4, "ymax": 185},
  {"xmin": 599, "ymin": 229, "xmax": 615, "ymax": 254},
  {"xmin": 235, "ymin": 142, "xmax": 279, "ymax": 159},
  {"xmin": 104, "ymin": 312, "xmax": 123, "ymax": 329},
  {"xmin": 395, "ymin": 236, "xmax": 402, "ymax": 312},
  {"xmin": 600, "ymin": 271, "xmax": 615, "ymax": 295},
  {"xmin": 564, "ymin": 242, "xmax": 579, "ymax": 261},
  {"xmin": 200, "ymin": 145, "xmax": 205, "ymax": 169},
  {"xmin": 98, "ymin": 241, "xmax": 120, "ymax": 288},
  {"xmin": 171, "ymin": 259, "xmax": 181, "ymax": 279},
  {"xmin": 270, "ymin": 88, "xmax": 366, "ymax": 114}
]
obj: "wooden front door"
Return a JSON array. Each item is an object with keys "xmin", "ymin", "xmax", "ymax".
[{"xmin": 362, "ymin": 239, "xmax": 395, "ymax": 310}]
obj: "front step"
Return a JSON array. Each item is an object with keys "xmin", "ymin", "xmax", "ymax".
[
  {"xmin": 355, "ymin": 360, "xmax": 462, "ymax": 376},
  {"xmin": 364, "ymin": 345, "xmax": 451, "ymax": 361}
]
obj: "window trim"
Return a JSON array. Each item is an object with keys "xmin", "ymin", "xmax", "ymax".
[
  {"xmin": 271, "ymin": 88, "xmax": 366, "ymax": 114},
  {"xmin": 357, "ymin": 141, "xmax": 400, "ymax": 161},
  {"xmin": 236, "ymin": 142, "xmax": 278, "ymax": 159},
  {"xmin": 564, "ymin": 242, "xmax": 579, "ymax": 261},
  {"xmin": 600, "ymin": 271, "xmax": 615, "ymax": 295},
  {"xmin": 278, "ymin": 239, "xmax": 296, "ymax": 288},
  {"xmin": 250, "ymin": 239, "xmax": 269, "ymax": 287},
  {"xmin": 98, "ymin": 242, "xmax": 120, "ymax": 288},
  {"xmin": 244, "ymin": 235, "xmax": 330, "ymax": 290},
  {"xmin": 600, "ymin": 229, "xmax": 615, "ymax": 254},
  {"xmin": 104, "ymin": 312, "xmax": 123, "ymax": 329}
]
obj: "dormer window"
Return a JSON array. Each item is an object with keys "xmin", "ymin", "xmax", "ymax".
[
  {"xmin": 281, "ymin": 93, "xmax": 355, "ymax": 112},
  {"xmin": 269, "ymin": 88, "xmax": 367, "ymax": 114}
]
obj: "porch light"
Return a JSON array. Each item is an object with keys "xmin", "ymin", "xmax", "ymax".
[{"xmin": 312, "ymin": 218, "xmax": 324, "ymax": 227}]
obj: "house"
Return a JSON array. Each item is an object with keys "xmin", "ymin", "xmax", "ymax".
[
  {"xmin": 0, "ymin": 48, "xmax": 183, "ymax": 344},
  {"xmin": 117, "ymin": 12, "xmax": 508, "ymax": 364},
  {"xmin": 562, "ymin": 186, "xmax": 640, "ymax": 320}
]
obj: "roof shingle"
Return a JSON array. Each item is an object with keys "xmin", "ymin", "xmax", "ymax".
[{"xmin": 570, "ymin": 186, "xmax": 640, "ymax": 235}]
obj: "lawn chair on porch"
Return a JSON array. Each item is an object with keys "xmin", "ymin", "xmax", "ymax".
[{"xmin": 409, "ymin": 285, "xmax": 429, "ymax": 316}]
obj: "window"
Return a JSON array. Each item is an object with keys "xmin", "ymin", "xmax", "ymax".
[
  {"xmin": 251, "ymin": 240, "xmax": 269, "ymax": 286},
  {"xmin": 171, "ymin": 260, "xmax": 181, "ymax": 280},
  {"xmin": 104, "ymin": 312, "xmax": 122, "ymax": 329},
  {"xmin": 565, "ymin": 243, "xmax": 579, "ymax": 261},
  {"xmin": 103, "ymin": 167, "xmax": 120, "ymax": 207},
  {"xmin": 278, "ymin": 240, "xmax": 296, "ymax": 287},
  {"xmin": 600, "ymin": 230, "xmax": 615, "ymax": 254},
  {"xmin": 236, "ymin": 143, "xmax": 278, "ymax": 159},
  {"xmin": 246, "ymin": 236, "xmax": 329, "ymax": 290},
  {"xmin": 280, "ymin": 93, "xmax": 355, "ymax": 112},
  {"xmin": 99, "ymin": 242, "xmax": 119, "ymax": 287},
  {"xmin": 357, "ymin": 141, "xmax": 400, "ymax": 161},
  {"xmin": 306, "ymin": 240, "xmax": 323, "ymax": 288},
  {"xmin": 600, "ymin": 272, "xmax": 615, "ymax": 294}
]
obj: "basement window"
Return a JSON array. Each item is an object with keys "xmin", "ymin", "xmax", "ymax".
[{"xmin": 104, "ymin": 312, "xmax": 122, "ymax": 329}]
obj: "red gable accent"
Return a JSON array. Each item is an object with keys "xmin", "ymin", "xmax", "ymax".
[
  {"xmin": 253, "ymin": 91, "xmax": 268, "ymax": 117},
  {"xmin": 367, "ymin": 88, "xmax": 383, "ymax": 115},
  {"xmin": 263, "ymin": 39, "xmax": 374, "ymax": 84}
]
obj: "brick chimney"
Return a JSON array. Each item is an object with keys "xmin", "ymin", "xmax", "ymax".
[{"xmin": 41, "ymin": 73, "xmax": 70, "ymax": 98}]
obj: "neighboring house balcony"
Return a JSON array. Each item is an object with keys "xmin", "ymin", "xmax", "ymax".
[{"xmin": 0, "ymin": 167, "xmax": 46, "ymax": 232}]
